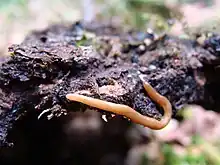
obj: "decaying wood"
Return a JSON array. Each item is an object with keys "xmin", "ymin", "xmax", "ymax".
[{"xmin": 0, "ymin": 21, "xmax": 219, "ymax": 147}]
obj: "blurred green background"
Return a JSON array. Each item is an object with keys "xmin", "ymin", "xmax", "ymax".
[{"xmin": 0, "ymin": 0, "xmax": 220, "ymax": 55}]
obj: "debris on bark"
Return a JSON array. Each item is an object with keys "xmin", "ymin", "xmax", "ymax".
[{"xmin": 0, "ymin": 21, "xmax": 219, "ymax": 154}]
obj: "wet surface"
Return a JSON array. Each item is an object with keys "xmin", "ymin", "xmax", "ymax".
[{"xmin": 0, "ymin": 21, "xmax": 219, "ymax": 165}]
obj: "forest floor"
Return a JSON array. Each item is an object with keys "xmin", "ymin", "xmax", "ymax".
[{"xmin": 1, "ymin": 1, "xmax": 220, "ymax": 165}]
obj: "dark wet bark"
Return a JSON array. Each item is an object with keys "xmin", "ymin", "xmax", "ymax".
[{"xmin": 0, "ymin": 21, "xmax": 220, "ymax": 165}]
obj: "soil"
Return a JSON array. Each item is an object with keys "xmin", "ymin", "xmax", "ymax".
[{"xmin": 0, "ymin": 21, "xmax": 220, "ymax": 165}]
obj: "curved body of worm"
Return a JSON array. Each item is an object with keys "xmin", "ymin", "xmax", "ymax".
[{"xmin": 66, "ymin": 76, "xmax": 172, "ymax": 130}]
